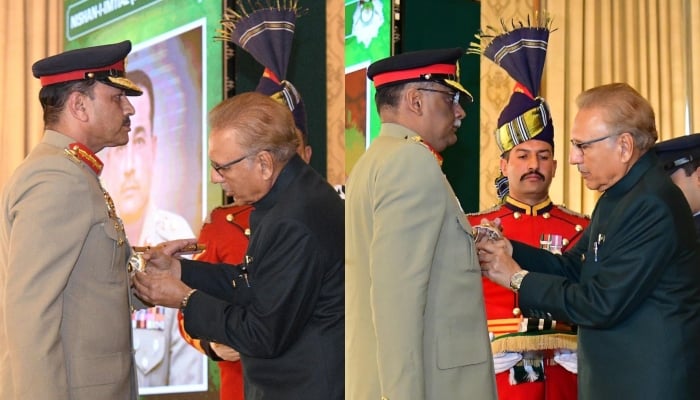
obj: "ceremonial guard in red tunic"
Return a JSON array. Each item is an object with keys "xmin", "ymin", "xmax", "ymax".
[
  {"xmin": 178, "ymin": 203, "xmax": 252, "ymax": 400},
  {"xmin": 468, "ymin": 18, "xmax": 590, "ymax": 400}
]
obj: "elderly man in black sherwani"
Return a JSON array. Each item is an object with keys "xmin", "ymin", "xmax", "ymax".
[
  {"xmin": 133, "ymin": 92, "xmax": 344, "ymax": 400},
  {"xmin": 478, "ymin": 83, "xmax": 700, "ymax": 400}
]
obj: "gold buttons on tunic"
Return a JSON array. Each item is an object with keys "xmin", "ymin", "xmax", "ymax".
[
  {"xmin": 543, "ymin": 212, "xmax": 551, "ymax": 219},
  {"xmin": 513, "ymin": 212, "xmax": 521, "ymax": 219},
  {"xmin": 226, "ymin": 213, "xmax": 234, "ymax": 222},
  {"xmin": 575, "ymin": 224, "xmax": 583, "ymax": 232},
  {"xmin": 512, "ymin": 307, "xmax": 521, "ymax": 317}
]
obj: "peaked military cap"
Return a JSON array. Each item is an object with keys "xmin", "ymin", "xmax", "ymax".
[
  {"xmin": 367, "ymin": 47, "xmax": 473, "ymax": 102},
  {"xmin": 32, "ymin": 40, "xmax": 142, "ymax": 96},
  {"xmin": 655, "ymin": 133, "xmax": 700, "ymax": 174}
]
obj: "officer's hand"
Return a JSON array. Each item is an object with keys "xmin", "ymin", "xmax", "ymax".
[{"xmin": 211, "ymin": 342, "xmax": 241, "ymax": 362}]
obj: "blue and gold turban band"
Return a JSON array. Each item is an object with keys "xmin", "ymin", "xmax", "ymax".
[{"xmin": 495, "ymin": 87, "xmax": 553, "ymax": 154}]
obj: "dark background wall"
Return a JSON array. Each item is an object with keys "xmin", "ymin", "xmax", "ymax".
[{"xmin": 400, "ymin": 0, "xmax": 481, "ymax": 213}]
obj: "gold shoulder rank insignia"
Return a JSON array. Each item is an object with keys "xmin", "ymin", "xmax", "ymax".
[{"xmin": 407, "ymin": 135, "xmax": 443, "ymax": 166}]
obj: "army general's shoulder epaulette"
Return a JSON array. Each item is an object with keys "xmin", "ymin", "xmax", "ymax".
[
  {"xmin": 407, "ymin": 135, "xmax": 443, "ymax": 166},
  {"xmin": 64, "ymin": 142, "xmax": 103, "ymax": 175}
]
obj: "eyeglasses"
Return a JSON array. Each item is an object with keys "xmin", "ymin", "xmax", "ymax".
[
  {"xmin": 210, "ymin": 152, "xmax": 254, "ymax": 176},
  {"xmin": 570, "ymin": 133, "xmax": 621, "ymax": 153},
  {"xmin": 417, "ymin": 88, "xmax": 460, "ymax": 106}
]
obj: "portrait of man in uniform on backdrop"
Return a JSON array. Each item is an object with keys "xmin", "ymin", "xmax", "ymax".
[{"xmin": 99, "ymin": 25, "xmax": 207, "ymax": 395}]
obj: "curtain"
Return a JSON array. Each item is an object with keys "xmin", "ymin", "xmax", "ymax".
[
  {"xmin": 479, "ymin": 0, "xmax": 700, "ymax": 215},
  {"xmin": 326, "ymin": 0, "xmax": 345, "ymax": 187},
  {"xmin": 0, "ymin": 0, "xmax": 63, "ymax": 190}
]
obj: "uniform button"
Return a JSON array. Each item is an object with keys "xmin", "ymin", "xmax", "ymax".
[
  {"xmin": 575, "ymin": 224, "xmax": 583, "ymax": 232},
  {"xmin": 543, "ymin": 212, "xmax": 551, "ymax": 219},
  {"xmin": 513, "ymin": 212, "xmax": 521, "ymax": 219},
  {"xmin": 513, "ymin": 307, "xmax": 521, "ymax": 317},
  {"xmin": 245, "ymin": 228, "xmax": 251, "ymax": 236},
  {"xmin": 562, "ymin": 238, "xmax": 570, "ymax": 247},
  {"xmin": 226, "ymin": 213, "xmax": 234, "ymax": 222}
]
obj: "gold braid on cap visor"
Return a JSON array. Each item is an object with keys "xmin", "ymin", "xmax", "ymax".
[
  {"xmin": 107, "ymin": 76, "xmax": 142, "ymax": 94},
  {"xmin": 495, "ymin": 100, "xmax": 550, "ymax": 154}
]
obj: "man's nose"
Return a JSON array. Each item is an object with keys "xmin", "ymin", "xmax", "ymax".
[
  {"xmin": 123, "ymin": 97, "xmax": 135, "ymax": 115},
  {"xmin": 527, "ymin": 155, "xmax": 539, "ymax": 169},
  {"xmin": 121, "ymin": 144, "xmax": 137, "ymax": 172},
  {"xmin": 454, "ymin": 103, "xmax": 466, "ymax": 120},
  {"xmin": 569, "ymin": 146, "xmax": 582, "ymax": 165},
  {"xmin": 210, "ymin": 168, "xmax": 224, "ymax": 183}
]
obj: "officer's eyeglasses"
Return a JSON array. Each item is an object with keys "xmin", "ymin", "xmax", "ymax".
[
  {"xmin": 570, "ymin": 133, "xmax": 621, "ymax": 153},
  {"xmin": 417, "ymin": 88, "xmax": 460, "ymax": 106},
  {"xmin": 211, "ymin": 152, "xmax": 255, "ymax": 176}
]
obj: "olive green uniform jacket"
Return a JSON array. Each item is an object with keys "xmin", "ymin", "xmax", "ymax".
[
  {"xmin": 0, "ymin": 131, "xmax": 139, "ymax": 399},
  {"xmin": 345, "ymin": 123, "xmax": 497, "ymax": 400}
]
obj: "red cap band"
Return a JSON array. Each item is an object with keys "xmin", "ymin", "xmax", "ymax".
[
  {"xmin": 39, "ymin": 60, "xmax": 125, "ymax": 87},
  {"xmin": 372, "ymin": 63, "xmax": 456, "ymax": 88}
]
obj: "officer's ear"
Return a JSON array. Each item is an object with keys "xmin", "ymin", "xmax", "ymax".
[
  {"xmin": 405, "ymin": 87, "xmax": 422, "ymax": 115},
  {"xmin": 67, "ymin": 91, "xmax": 89, "ymax": 121}
]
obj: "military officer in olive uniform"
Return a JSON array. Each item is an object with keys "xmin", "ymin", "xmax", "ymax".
[
  {"xmin": 346, "ymin": 48, "xmax": 497, "ymax": 400},
  {"xmin": 1, "ymin": 41, "xmax": 143, "ymax": 400}
]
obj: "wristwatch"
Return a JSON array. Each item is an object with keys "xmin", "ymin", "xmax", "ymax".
[{"xmin": 509, "ymin": 270, "xmax": 529, "ymax": 292}]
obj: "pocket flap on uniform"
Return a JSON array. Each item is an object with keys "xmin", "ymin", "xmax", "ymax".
[{"xmin": 437, "ymin": 317, "xmax": 489, "ymax": 370}]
